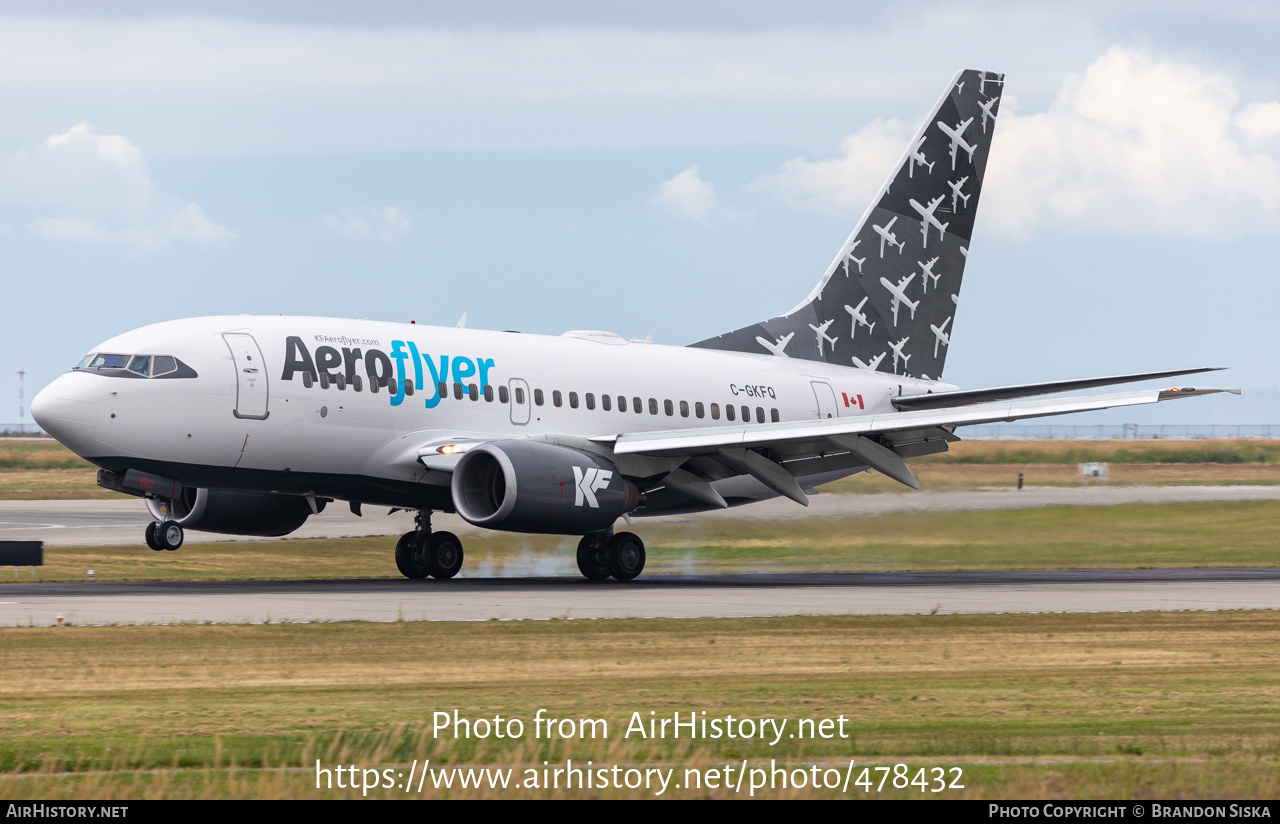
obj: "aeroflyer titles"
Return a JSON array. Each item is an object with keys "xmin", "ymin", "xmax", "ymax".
[{"xmin": 32, "ymin": 69, "xmax": 1236, "ymax": 582}]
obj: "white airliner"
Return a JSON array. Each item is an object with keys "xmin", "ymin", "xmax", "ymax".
[
  {"xmin": 908, "ymin": 136, "xmax": 934, "ymax": 178},
  {"xmin": 808, "ymin": 319, "xmax": 839, "ymax": 356},
  {"xmin": 31, "ymin": 69, "xmax": 1235, "ymax": 582},
  {"xmin": 909, "ymin": 195, "xmax": 949, "ymax": 248},
  {"xmin": 978, "ymin": 96, "xmax": 1000, "ymax": 133},
  {"xmin": 844, "ymin": 297, "xmax": 875, "ymax": 339},
  {"xmin": 931, "ymin": 317, "xmax": 953, "ymax": 357},
  {"xmin": 873, "ymin": 217, "xmax": 905, "ymax": 257},
  {"xmin": 948, "ymin": 176, "xmax": 970, "ymax": 212},
  {"xmin": 842, "ymin": 240, "xmax": 866, "ymax": 277},
  {"xmin": 755, "ymin": 332, "xmax": 795, "ymax": 357},
  {"xmin": 851, "ymin": 352, "xmax": 886, "ymax": 371},
  {"xmin": 879, "ymin": 273, "xmax": 920, "ymax": 326},
  {"xmin": 918, "ymin": 257, "xmax": 941, "ymax": 293},
  {"xmin": 888, "ymin": 337, "xmax": 912, "ymax": 374},
  {"xmin": 937, "ymin": 118, "xmax": 977, "ymax": 170}
]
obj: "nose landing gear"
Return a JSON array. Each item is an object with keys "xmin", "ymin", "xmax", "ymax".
[{"xmin": 395, "ymin": 510, "xmax": 465, "ymax": 580}]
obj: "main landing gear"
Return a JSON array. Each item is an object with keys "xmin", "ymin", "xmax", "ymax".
[
  {"xmin": 577, "ymin": 531, "xmax": 646, "ymax": 582},
  {"xmin": 395, "ymin": 510, "xmax": 465, "ymax": 580},
  {"xmin": 144, "ymin": 519, "xmax": 183, "ymax": 551}
]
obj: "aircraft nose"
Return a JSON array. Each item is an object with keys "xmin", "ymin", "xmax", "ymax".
[{"xmin": 31, "ymin": 371, "xmax": 100, "ymax": 453}]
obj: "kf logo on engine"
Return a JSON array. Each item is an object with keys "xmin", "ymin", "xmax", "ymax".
[{"xmin": 572, "ymin": 466, "xmax": 613, "ymax": 508}]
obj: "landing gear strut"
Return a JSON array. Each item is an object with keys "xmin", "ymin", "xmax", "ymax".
[
  {"xmin": 395, "ymin": 510, "xmax": 464, "ymax": 580},
  {"xmin": 577, "ymin": 531, "xmax": 645, "ymax": 581}
]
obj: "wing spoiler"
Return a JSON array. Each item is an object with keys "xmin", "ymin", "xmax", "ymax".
[{"xmin": 891, "ymin": 367, "xmax": 1225, "ymax": 411}]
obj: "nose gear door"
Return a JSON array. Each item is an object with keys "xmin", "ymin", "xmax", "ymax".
[{"xmin": 223, "ymin": 333, "xmax": 269, "ymax": 420}]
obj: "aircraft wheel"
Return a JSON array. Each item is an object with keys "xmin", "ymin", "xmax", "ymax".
[
  {"xmin": 144, "ymin": 522, "xmax": 164, "ymax": 551},
  {"xmin": 427, "ymin": 532, "xmax": 464, "ymax": 579},
  {"xmin": 605, "ymin": 532, "xmax": 645, "ymax": 581},
  {"xmin": 157, "ymin": 520, "xmax": 183, "ymax": 551},
  {"xmin": 576, "ymin": 534, "xmax": 611, "ymax": 581},
  {"xmin": 395, "ymin": 532, "xmax": 429, "ymax": 579}
]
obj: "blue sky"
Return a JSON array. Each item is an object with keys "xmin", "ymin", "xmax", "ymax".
[{"xmin": 2, "ymin": 1, "xmax": 1278, "ymax": 427}]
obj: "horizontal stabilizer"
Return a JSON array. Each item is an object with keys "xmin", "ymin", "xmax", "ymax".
[{"xmin": 892, "ymin": 367, "xmax": 1226, "ymax": 411}]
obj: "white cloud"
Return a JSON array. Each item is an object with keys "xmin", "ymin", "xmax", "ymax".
[
  {"xmin": 750, "ymin": 119, "xmax": 912, "ymax": 214},
  {"xmin": 652, "ymin": 165, "xmax": 719, "ymax": 221},
  {"xmin": 756, "ymin": 47, "xmax": 1280, "ymax": 239},
  {"xmin": 323, "ymin": 206, "xmax": 413, "ymax": 240},
  {"xmin": 0, "ymin": 123, "xmax": 235, "ymax": 251}
]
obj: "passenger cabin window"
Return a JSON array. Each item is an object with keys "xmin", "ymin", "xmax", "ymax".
[
  {"xmin": 756, "ymin": 406, "xmax": 765, "ymax": 423},
  {"xmin": 388, "ymin": 378, "xmax": 398, "ymax": 395},
  {"xmin": 633, "ymin": 397, "xmax": 642, "ymax": 414},
  {"xmin": 663, "ymin": 399, "xmax": 673, "ymax": 416},
  {"xmin": 404, "ymin": 379, "xmax": 414, "ymax": 396},
  {"xmin": 741, "ymin": 405, "xmax": 750, "ymax": 422},
  {"xmin": 553, "ymin": 390, "xmax": 563, "ymax": 408},
  {"xmin": 319, "ymin": 373, "xmax": 331, "ymax": 389},
  {"xmin": 515, "ymin": 387, "xmax": 526, "ymax": 404},
  {"xmin": 725, "ymin": 404, "xmax": 735, "ymax": 421},
  {"xmin": 469, "ymin": 384, "xmax": 479, "ymax": 401},
  {"xmin": 771, "ymin": 408, "xmax": 780, "ymax": 422},
  {"xmin": 484, "ymin": 385, "xmax": 494, "ymax": 402},
  {"xmin": 680, "ymin": 400, "xmax": 690, "ymax": 418},
  {"xmin": 617, "ymin": 396, "xmax": 626, "ymax": 412},
  {"xmin": 499, "ymin": 386, "xmax": 510, "ymax": 404},
  {"xmin": 711, "ymin": 403, "xmax": 720, "ymax": 420},
  {"xmin": 585, "ymin": 393, "xmax": 595, "ymax": 410},
  {"xmin": 454, "ymin": 382, "xmax": 464, "ymax": 400},
  {"xmin": 569, "ymin": 392, "xmax": 579, "ymax": 409},
  {"xmin": 335, "ymin": 374, "xmax": 346, "ymax": 390},
  {"xmin": 602, "ymin": 394, "xmax": 611, "ymax": 412},
  {"xmin": 534, "ymin": 389, "xmax": 544, "ymax": 406},
  {"xmin": 352, "ymin": 375, "xmax": 363, "ymax": 392},
  {"xmin": 302, "ymin": 372, "xmax": 314, "ymax": 388},
  {"xmin": 438, "ymin": 382, "xmax": 448, "ymax": 399},
  {"xmin": 648, "ymin": 398, "xmax": 658, "ymax": 415},
  {"xmin": 695, "ymin": 402, "xmax": 704, "ymax": 419}
]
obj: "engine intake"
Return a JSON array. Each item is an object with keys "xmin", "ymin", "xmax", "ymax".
[
  {"xmin": 451, "ymin": 441, "xmax": 638, "ymax": 534},
  {"xmin": 145, "ymin": 488, "xmax": 315, "ymax": 537}
]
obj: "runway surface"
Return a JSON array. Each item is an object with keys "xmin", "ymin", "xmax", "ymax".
[
  {"xmin": 2, "ymin": 485, "xmax": 1278, "ymax": 547},
  {"xmin": 2, "ymin": 569, "xmax": 1277, "ymax": 626}
]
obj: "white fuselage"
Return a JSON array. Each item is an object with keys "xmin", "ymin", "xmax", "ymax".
[{"xmin": 34, "ymin": 315, "xmax": 954, "ymax": 511}]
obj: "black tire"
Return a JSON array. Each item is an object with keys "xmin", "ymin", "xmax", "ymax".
[
  {"xmin": 576, "ymin": 535, "xmax": 611, "ymax": 581},
  {"xmin": 427, "ymin": 532, "xmax": 464, "ymax": 579},
  {"xmin": 605, "ymin": 532, "xmax": 645, "ymax": 581},
  {"xmin": 145, "ymin": 522, "xmax": 164, "ymax": 551},
  {"xmin": 395, "ymin": 531, "xmax": 429, "ymax": 579},
  {"xmin": 158, "ymin": 520, "xmax": 183, "ymax": 551}
]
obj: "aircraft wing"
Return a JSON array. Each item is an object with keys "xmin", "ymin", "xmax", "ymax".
[
  {"xmin": 594, "ymin": 385, "xmax": 1240, "ymax": 460},
  {"xmin": 891, "ymin": 366, "xmax": 1225, "ymax": 411}
]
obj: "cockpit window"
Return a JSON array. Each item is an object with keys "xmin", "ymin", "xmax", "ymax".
[
  {"xmin": 89, "ymin": 353, "xmax": 129, "ymax": 369},
  {"xmin": 77, "ymin": 352, "xmax": 196, "ymax": 380},
  {"xmin": 152, "ymin": 355, "xmax": 177, "ymax": 376}
]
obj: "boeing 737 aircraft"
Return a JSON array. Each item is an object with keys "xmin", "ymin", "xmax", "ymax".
[{"xmin": 32, "ymin": 69, "xmax": 1236, "ymax": 582}]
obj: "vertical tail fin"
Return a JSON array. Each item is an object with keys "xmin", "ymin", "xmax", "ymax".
[{"xmin": 692, "ymin": 69, "xmax": 1004, "ymax": 380}]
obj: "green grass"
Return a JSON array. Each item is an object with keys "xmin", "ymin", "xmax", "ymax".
[
  {"xmin": 0, "ymin": 612, "xmax": 1277, "ymax": 798},
  {"xmin": 17, "ymin": 500, "xmax": 1280, "ymax": 583}
]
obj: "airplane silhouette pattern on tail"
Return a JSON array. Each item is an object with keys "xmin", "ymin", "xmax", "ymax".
[{"xmin": 692, "ymin": 69, "xmax": 1003, "ymax": 382}]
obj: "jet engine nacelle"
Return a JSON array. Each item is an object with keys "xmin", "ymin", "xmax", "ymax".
[
  {"xmin": 451, "ymin": 440, "xmax": 639, "ymax": 534},
  {"xmin": 145, "ymin": 488, "xmax": 315, "ymax": 537}
]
